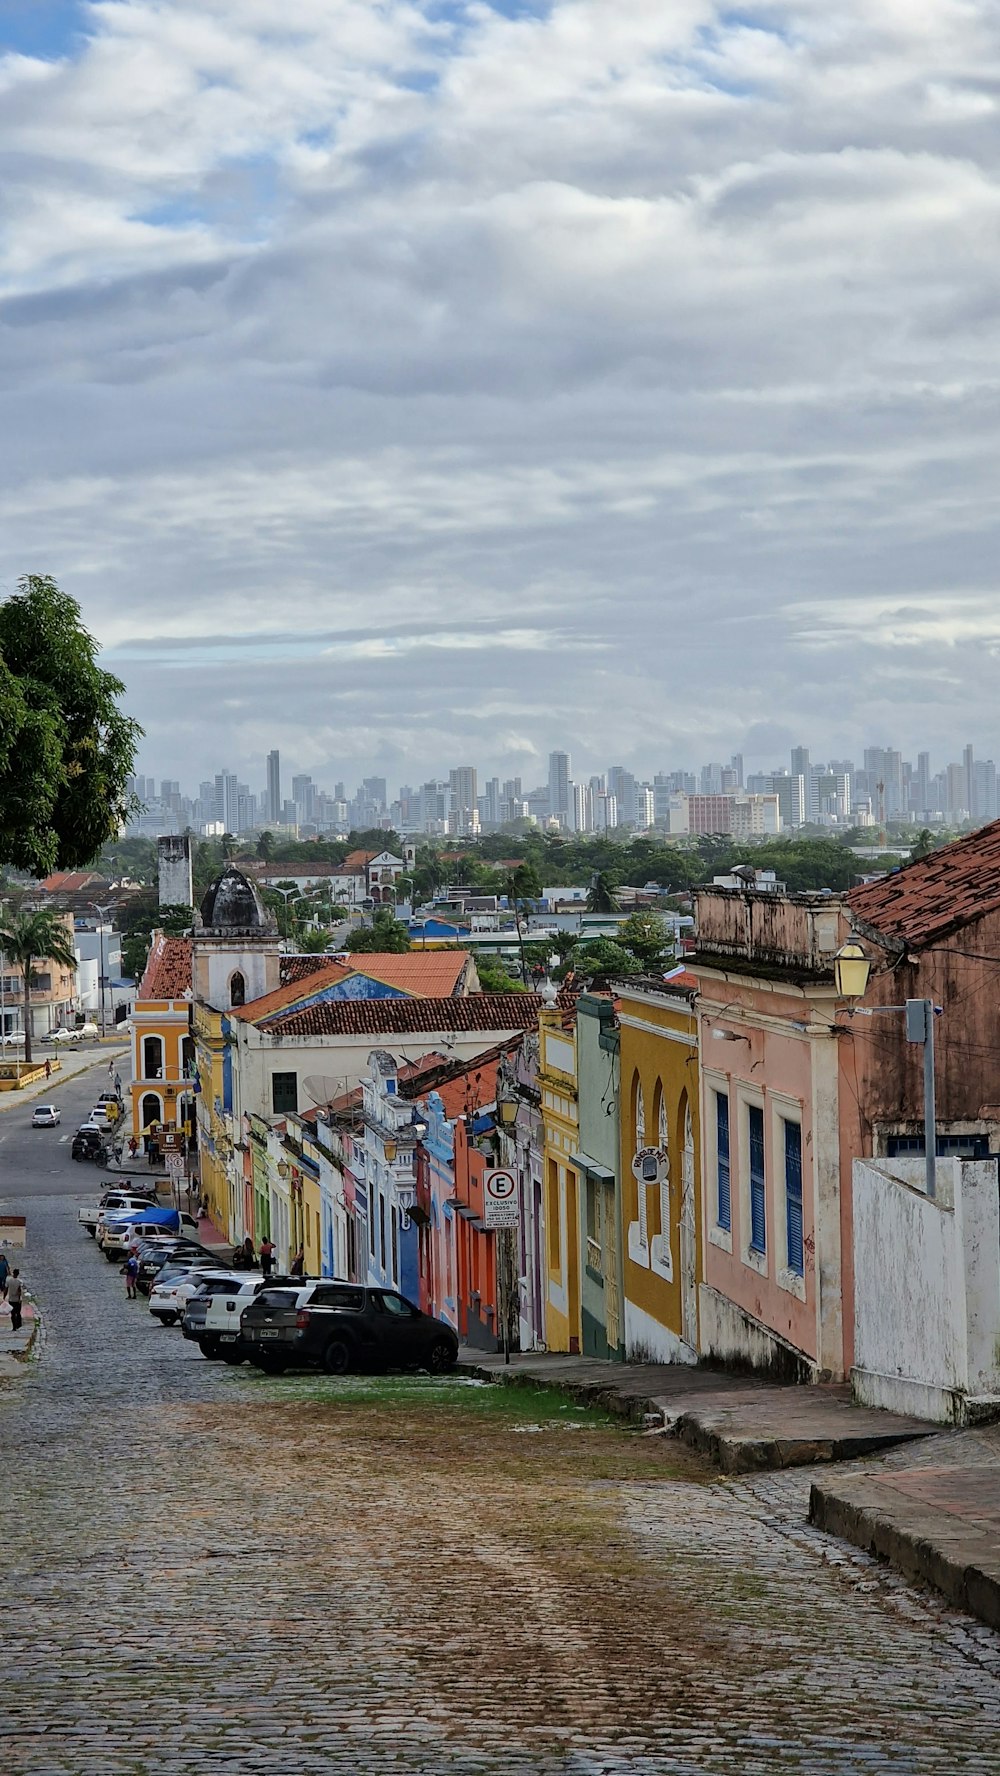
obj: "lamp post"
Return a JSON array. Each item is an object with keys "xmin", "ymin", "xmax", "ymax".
[
  {"xmin": 89, "ymin": 901, "xmax": 114, "ymax": 1036},
  {"xmin": 495, "ymin": 1094, "xmax": 521, "ymax": 1365},
  {"xmin": 834, "ymin": 941, "xmax": 939, "ymax": 1201}
]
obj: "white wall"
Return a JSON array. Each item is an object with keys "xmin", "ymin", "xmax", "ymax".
[{"xmin": 852, "ymin": 1157, "xmax": 1000, "ymax": 1423}]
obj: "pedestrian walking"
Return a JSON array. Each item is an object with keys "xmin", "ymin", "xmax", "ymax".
[
  {"xmin": 0, "ymin": 1252, "xmax": 9, "ymax": 1300},
  {"xmin": 236, "ymin": 1236, "xmax": 255, "ymax": 1270},
  {"xmin": 123, "ymin": 1249, "xmax": 139, "ymax": 1301},
  {"xmin": 7, "ymin": 1270, "xmax": 24, "ymax": 1333},
  {"xmin": 128, "ymin": 1136, "xmax": 138, "ymax": 1160},
  {"xmin": 114, "ymin": 1071, "xmax": 121, "ymax": 1095},
  {"xmin": 108, "ymin": 1059, "xmax": 114, "ymax": 1079},
  {"xmin": 290, "ymin": 1245, "xmax": 305, "ymax": 1277},
  {"xmin": 259, "ymin": 1237, "xmax": 275, "ymax": 1278},
  {"xmin": 45, "ymin": 1058, "xmax": 51, "ymax": 1079}
]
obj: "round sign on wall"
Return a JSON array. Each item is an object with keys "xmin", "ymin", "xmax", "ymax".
[{"xmin": 631, "ymin": 1145, "xmax": 669, "ymax": 1186}]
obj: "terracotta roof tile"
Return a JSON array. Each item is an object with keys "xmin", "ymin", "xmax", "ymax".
[
  {"xmin": 260, "ymin": 993, "xmax": 545, "ymax": 1039},
  {"xmin": 233, "ymin": 959, "xmax": 351, "ymax": 1022},
  {"xmin": 848, "ymin": 822, "xmax": 1000, "ymax": 949},
  {"xmin": 280, "ymin": 955, "xmax": 340, "ymax": 985},
  {"xmin": 335, "ymin": 953, "xmax": 468, "ymax": 997},
  {"xmin": 139, "ymin": 936, "xmax": 192, "ymax": 1000}
]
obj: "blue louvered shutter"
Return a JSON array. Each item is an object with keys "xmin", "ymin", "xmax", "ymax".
[
  {"xmin": 716, "ymin": 1092, "xmax": 731, "ymax": 1232},
  {"xmin": 748, "ymin": 1104, "xmax": 766, "ymax": 1254},
  {"xmin": 784, "ymin": 1120, "xmax": 803, "ymax": 1276}
]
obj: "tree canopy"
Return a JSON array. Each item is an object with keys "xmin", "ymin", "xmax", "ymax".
[
  {"xmin": 344, "ymin": 909, "xmax": 411, "ymax": 953},
  {"xmin": 0, "ymin": 576, "xmax": 142, "ymax": 877}
]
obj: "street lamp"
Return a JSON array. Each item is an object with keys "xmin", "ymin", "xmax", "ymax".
[
  {"xmin": 89, "ymin": 901, "xmax": 114, "ymax": 1036},
  {"xmin": 834, "ymin": 942, "xmax": 872, "ymax": 1005}
]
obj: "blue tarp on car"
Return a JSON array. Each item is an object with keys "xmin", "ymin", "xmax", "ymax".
[{"xmin": 101, "ymin": 1206, "xmax": 181, "ymax": 1231}]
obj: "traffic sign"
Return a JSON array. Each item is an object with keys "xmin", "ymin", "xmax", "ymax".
[{"xmin": 484, "ymin": 1166, "xmax": 520, "ymax": 1228}]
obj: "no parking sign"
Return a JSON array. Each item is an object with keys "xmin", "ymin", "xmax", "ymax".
[{"xmin": 484, "ymin": 1167, "xmax": 520, "ymax": 1229}]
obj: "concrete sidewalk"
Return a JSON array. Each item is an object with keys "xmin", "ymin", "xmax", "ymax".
[
  {"xmin": 0, "ymin": 1300, "xmax": 40, "ymax": 1375},
  {"xmin": 461, "ymin": 1349, "xmax": 937, "ymax": 1473},
  {"xmin": 810, "ymin": 1424, "xmax": 1000, "ymax": 1629},
  {"xmin": 0, "ymin": 1042, "xmax": 128, "ymax": 1113}
]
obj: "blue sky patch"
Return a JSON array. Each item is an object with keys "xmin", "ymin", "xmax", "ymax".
[{"xmin": 0, "ymin": 0, "xmax": 88, "ymax": 60}]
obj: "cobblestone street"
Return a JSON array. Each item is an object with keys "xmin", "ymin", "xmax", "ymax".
[{"xmin": 2, "ymin": 1069, "xmax": 1000, "ymax": 1773}]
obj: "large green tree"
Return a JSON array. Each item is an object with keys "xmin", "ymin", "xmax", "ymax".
[
  {"xmin": 0, "ymin": 576, "xmax": 142, "ymax": 876},
  {"xmin": 0, "ymin": 908, "xmax": 79, "ymax": 1064},
  {"xmin": 345, "ymin": 909, "xmax": 411, "ymax": 953}
]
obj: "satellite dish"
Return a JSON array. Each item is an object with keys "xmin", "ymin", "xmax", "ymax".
[{"xmin": 301, "ymin": 1075, "xmax": 342, "ymax": 1107}]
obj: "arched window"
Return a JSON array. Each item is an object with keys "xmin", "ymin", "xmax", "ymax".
[
  {"xmin": 141, "ymin": 1092, "xmax": 162, "ymax": 1131},
  {"xmin": 230, "ymin": 971, "xmax": 246, "ymax": 1008},
  {"xmin": 657, "ymin": 1082, "xmax": 670, "ymax": 1248},
  {"xmin": 142, "ymin": 1035, "xmax": 163, "ymax": 1079},
  {"xmin": 632, "ymin": 1073, "xmax": 647, "ymax": 1251}
]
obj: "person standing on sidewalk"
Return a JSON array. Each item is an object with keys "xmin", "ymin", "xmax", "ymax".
[
  {"xmin": 259, "ymin": 1237, "xmax": 275, "ymax": 1279},
  {"xmin": 0, "ymin": 1252, "xmax": 9, "ymax": 1301},
  {"xmin": 7, "ymin": 1270, "xmax": 24, "ymax": 1332}
]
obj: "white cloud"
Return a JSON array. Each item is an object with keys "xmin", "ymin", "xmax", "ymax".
[{"xmin": 2, "ymin": 0, "xmax": 1000, "ymax": 787}]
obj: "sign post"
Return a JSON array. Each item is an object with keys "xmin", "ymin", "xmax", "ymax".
[{"xmin": 484, "ymin": 1168, "xmax": 520, "ymax": 1366}]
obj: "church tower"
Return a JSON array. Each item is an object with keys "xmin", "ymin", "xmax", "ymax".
[{"xmin": 191, "ymin": 865, "xmax": 282, "ymax": 1011}]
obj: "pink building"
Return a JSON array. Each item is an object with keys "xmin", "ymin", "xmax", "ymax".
[{"xmin": 691, "ymin": 888, "xmax": 852, "ymax": 1382}]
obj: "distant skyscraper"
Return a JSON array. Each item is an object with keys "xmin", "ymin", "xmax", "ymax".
[
  {"xmin": 266, "ymin": 750, "xmax": 281, "ymax": 824},
  {"xmin": 449, "ymin": 766, "xmax": 478, "ymax": 834},
  {"xmin": 548, "ymin": 751, "xmax": 571, "ymax": 824}
]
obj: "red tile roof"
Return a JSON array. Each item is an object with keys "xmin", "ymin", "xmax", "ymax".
[
  {"xmin": 280, "ymin": 955, "xmax": 340, "ymax": 985},
  {"xmin": 138, "ymin": 935, "xmax": 192, "ymax": 1000},
  {"xmin": 233, "ymin": 952, "xmax": 471, "ymax": 1024},
  {"xmin": 232, "ymin": 959, "xmax": 351, "ymax": 1023},
  {"xmin": 40, "ymin": 870, "xmax": 104, "ymax": 893},
  {"xmin": 432, "ymin": 1055, "xmax": 500, "ymax": 1120},
  {"xmin": 848, "ymin": 822, "xmax": 1000, "ymax": 949},
  {"xmin": 260, "ymin": 993, "xmax": 546, "ymax": 1039}
]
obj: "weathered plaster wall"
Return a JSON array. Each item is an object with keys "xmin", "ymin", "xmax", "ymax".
[{"xmin": 852, "ymin": 1157, "xmax": 1000, "ymax": 1422}]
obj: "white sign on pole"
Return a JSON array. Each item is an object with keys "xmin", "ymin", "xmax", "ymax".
[{"xmin": 484, "ymin": 1167, "xmax": 520, "ymax": 1229}]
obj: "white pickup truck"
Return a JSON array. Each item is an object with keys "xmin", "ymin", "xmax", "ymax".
[{"xmin": 78, "ymin": 1190, "xmax": 157, "ymax": 1237}]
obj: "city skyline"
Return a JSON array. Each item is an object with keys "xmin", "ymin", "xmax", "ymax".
[{"xmin": 126, "ymin": 734, "xmax": 1000, "ymax": 841}]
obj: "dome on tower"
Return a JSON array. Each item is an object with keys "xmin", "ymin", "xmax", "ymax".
[{"xmin": 198, "ymin": 865, "xmax": 272, "ymax": 932}]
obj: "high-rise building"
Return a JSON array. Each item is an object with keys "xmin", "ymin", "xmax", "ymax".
[
  {"xmin": 215, "ymin": 771, "xmax": 239, "ymax": 833},
  {"xmin": 266, "ymin": 750, "xmax": 281, "ymax": 824},
  {"xmin": 449, "ymin": 766, "xmax": 478, "ymax": 835},
  {"xmin": 548, "ymin": 751, "xmax": 571, "ymax": 825}
]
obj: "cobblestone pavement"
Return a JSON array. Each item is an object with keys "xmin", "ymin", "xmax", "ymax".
[{"xmin": 2, "ymin": 1072, "xmax": 999, "ymax": 1773}]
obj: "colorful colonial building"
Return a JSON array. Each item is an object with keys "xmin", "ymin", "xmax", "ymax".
[{"xmin": 616, "ymin": 974, "xmax": 701, "ymax": 1364}]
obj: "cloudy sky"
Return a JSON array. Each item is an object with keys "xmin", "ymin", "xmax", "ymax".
[{"xmin": 2, "ymin": 0, "xmax": 999, "ymax": 796}]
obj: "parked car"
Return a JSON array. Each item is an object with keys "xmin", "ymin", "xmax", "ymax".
[
  {"xmin": 182, "ymin": 1273, "xmax": 297, "ymax": 1361},
  {"xmin": 1, "ymin": 1030, "xmax": 24, "ymax": 1045},
  {"xmin": 149, "ymin": 1266, "xmax": 242, "ymax": 1327},
  {"xmin": 134, "ymin": 1239, "xmax": 215, "ymax": 1293},
  {"xmin": 31, "ymin": 1104, "xmax": 60, "ymax": 1127},
  {"xmin": 240, "ymin": 1283, "xmax": 459, "ymax": 1376},
  {"xmin": 45, "ymin": 1027, "xmax": 79, "ymax": 1045},
  {"xmin": 79, "ymin": 1191, "xmax": 158, "ymax": 1236},
  {"xmin": 98, "ymin": 1208, "xmax": 200, "ymax": 1259}
]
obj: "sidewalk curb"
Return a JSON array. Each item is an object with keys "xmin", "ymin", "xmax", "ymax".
[
  {"xmin": 809, "ymin": 1474, "xmax": 1000, "ymax": 1630},
  {"xmin": 460, "ymin": 1361, "xmax": 937, "ymax": 1474}
]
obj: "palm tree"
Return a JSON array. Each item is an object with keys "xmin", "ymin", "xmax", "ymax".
[
  {"xmin": 586, "ymin": 870, "xmax": 620, "ymax": 913},
  {"xmin": 0, "ymin": 909, "xmax": 79, "ymax": 1065}
]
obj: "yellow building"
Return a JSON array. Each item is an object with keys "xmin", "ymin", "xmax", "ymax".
[
  {"xmin": 539, "ymin": 1005, "xmax": 581, "ymax": 1353},
  {"xmin": 130, "ymin": 934, "xmax": 195, "ymax": 1144},
  {"xmin": 616, "ymin": 974, "xmax": 702, "ymax": 1363}
]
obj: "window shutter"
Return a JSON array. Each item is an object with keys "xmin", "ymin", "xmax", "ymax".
[
  {"xmin": 716, "ymin": 1093, "xmax": 731, "ymax": 1232},
  {"xmin": 748, "ymin": 1104, "xmax": 766, "ymax": 1254},
  {"xmin": 784, "ymin": 1120, "xmax": 803, "ymax": 1276}
]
